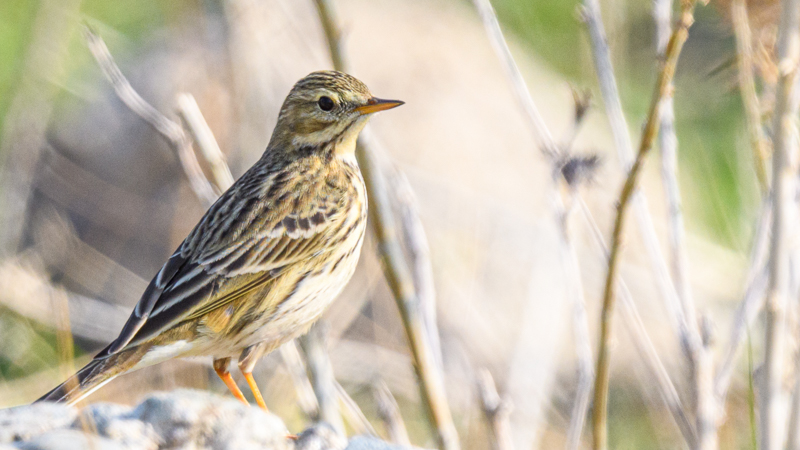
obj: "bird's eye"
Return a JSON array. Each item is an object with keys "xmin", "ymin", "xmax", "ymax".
[{"xmin": 318, "ymin": 96, "xmax": 335, "ymax": 111}]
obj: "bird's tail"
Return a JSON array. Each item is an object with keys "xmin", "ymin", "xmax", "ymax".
[{"xmin": 36, "ymin": 346, "xmax": 143, "ymax": 406}]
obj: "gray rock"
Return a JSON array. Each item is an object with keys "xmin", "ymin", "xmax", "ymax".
[
  {"xmin": 294, "ymin": 423, "xmax": 347, "ymax": 450},
  {"xmin": 0, "ymin": 403, "xmax": 76, "ymax": 443},
  {"xmin": 130, "ymin": 390, "xmax": 291, "ymax": 450},
  {"xmin": 11, "ymin": 429, "xmax": 125, "ymax": 450},
  {"xmin": 0, "ymin": 391, "xmax": 424, "ymax": 450},
  {"xmin": 345, "ymin": 437, "xmax": 424, "ymax": 450},
  {"xmin": 76, "ymin": 403, "xmax": 159, "ymax": 450}
]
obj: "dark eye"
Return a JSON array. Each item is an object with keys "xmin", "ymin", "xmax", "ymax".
[{"xmin": 318, "ymin": 96, "xmax": 334, "ymax": 111}]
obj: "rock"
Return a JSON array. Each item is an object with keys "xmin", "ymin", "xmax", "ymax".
[
  {"xmin": 76, "ymin": 403, "xmax": 159, "ymax": 450},
  {"xmin": 10, "ymin": 429, "xmax": 125, "ymax": 450},
  {"xmin": 0, "ymin": 403, "xmax": 76, "ymax": 443},
  {"xmin": 345, "ymin": 437, "xmax": 422, "ymax": 450},
  {"xmin": 0, "ymin": 390, "xmax": 424, "ymax": 450},
  {"xmin": 130, "ymin": 390, "xmax": 291, "ymax": 450}
]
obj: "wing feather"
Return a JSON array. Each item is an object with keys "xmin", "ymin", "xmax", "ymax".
[{"xmin": 104, "ymin": 162, "xmax": 357, "ymax": 355}]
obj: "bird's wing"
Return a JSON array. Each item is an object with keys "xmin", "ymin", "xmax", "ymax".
[{"xmin": 105, "ymin": 169, "xmax": 356, "ymax": 355}]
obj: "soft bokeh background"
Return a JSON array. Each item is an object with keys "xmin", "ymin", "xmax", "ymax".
[{"xmin": 0, "ymin": 0, "xmax": 769, "ymax": 448}]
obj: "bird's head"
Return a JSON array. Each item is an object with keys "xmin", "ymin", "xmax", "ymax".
[{"xmin": 268, "ymin": 71, "xmax": 403, "ymax": 157}]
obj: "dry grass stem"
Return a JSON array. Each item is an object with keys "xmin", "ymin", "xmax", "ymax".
[
  {"xmin": 477, "ymin": 369, "xmax": 515, "ymax": 450},
  {"xmin": 762, "ymin": 0, "xmax": 800, "ymax": 447},
  {"xmin": 313, "ymin": 2, "xmax": 459, "ymax": 448},
  {"xmin": 581, "ymin": 0, "xmax": 687, "ymax": 349},
  {"xmin": 653, "ymin": 0, "xmax": 716, "ymax": 447},
  {"xmin": 373, "ymin": 380, "xmax": 411, "ymax": 446},
  {"xmin": 470, "ymin": 0, "xmax": 558, "ymax": 157},
  {"xmin": 279, "ymin": 342, "xmax": 320, "ymax": 419},
  {"xmin": 732, "ymin": 0, "xmax": 772, "ymax": 192},
  {"xmin": 300, "ymin": 322, "xmax": 345, "ymax": 435},
  {"xmin": 389, "ymin": 154, "xmax": 443, "ymax": 369},
  {"xmin": 0, "ymin": 0, "xmax": 82, "ymax": 255},
  {"xmin": 176, "ymin": 93, "xmax": 235, "ymax": 191},
  {"xmin": 578, "ymin": 199, "xmax": 697, "ymax": 445},
  {"xmin": 334, "ymin": 381, "xmax": 378, "ymax": 437},
  {"xmin": 469, "ymin": 2, "xmax": 595, "ymax": 444},
  {"xmin": 589, "ymin": 2, "xmax": 698, "ymax": 447},
  {"xmin": 84, "ymin": 27, "xmax": 218, "ymax": 207},
  {"xmin": 714, "ymin": 200, "xmax": 772, "ymax": 403}
]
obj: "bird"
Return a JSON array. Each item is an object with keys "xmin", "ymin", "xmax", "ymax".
[{"xmin": 37, "ymin": 70, "xmax": 403, "ymax": 408}]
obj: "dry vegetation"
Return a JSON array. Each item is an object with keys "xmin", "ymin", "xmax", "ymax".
[{"xmin": 2, "ymin": 0, "xmax": 800, "ymax": 449}]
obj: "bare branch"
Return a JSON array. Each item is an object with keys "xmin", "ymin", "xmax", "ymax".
[
  {"xmin": 589, "ymin": 2, "xmax": 699, "ymax": 447},
  {"xmin": 373, "ymin": 380, "xmax": 411, "ymax": 446},
  {"xmin": 578, "ymin": 199, "xmax": 697, "ymax": 446},
  {"xmin": 312, "ymin": 2, "xmax": 459, "ymax": 448},
  {"xmin": 714, "ymin": 200, "xmax": 772, "ymax": 403},
  {"xmin": 477, "ymin": 369, "xmax": 515, "ymax": 450},
  {"xmin": 84, "ymin": 27, "xmax": 219, "ymax": 206},
  {"xmin": 299, "ymin": 322, "xmax": 345, "ymax": 436},
  {"xmin": 279, "ymin": 342, "xmax": 320, "ymax": 419},
  {"xmin": 470, "ymin": 0, "xmax": 559, "ymax": 157},
  {"xmin": 763, "ymin": 0, "xmax": 800, "ymax": 446},
  {"xmin": 732, "ymin": 0, "xmax": 772, "ymax": 193},
  {"xmin": 176, "ymin": 93, "xmax": 235, "ymax": 191},
  {"xmin": 335, "ymin": 381, "xmax": 378, "ymax": 437},
  {"xmin": 581, "ymin": 0, "xmax": 688, "ymax": 353}
]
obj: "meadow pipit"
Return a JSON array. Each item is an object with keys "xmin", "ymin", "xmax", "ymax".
[{"xmin": 38, "ymin": 70, "xmax": 403, "ymax": 407}]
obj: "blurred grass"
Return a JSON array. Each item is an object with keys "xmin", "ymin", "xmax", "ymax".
[
  {"xmin": 0, "ymin": 0, "xmax": 763, "ymax": 447},
  {"xmin": 490, "ymin": 0, "xmax": 756, "ymax": 249}
]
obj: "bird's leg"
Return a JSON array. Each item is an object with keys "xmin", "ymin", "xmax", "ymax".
[
  {"xmin": 238, "ymin": 343, "xmax": 268, "ymax": 411},
  {"xmin": 213, "ymin": 357, "xmax": 248, "ymax": 405}
]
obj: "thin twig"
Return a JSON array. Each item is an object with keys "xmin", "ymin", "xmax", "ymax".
[
  {"xmin": 763, "ymin": 0, "xmax": 800, "ymax": 447},
  {"xmin": 84, "ymin": 26, "xmax": 219, "ymax": 207},
  {"xmin": 578, "ymin": 199, "xmax": 697, "ymax": 446},
  {"xmin": 279, "ymin": 342, "xmax": 320, "ymax": 419},
  {"xmin": 470, "ymin": 0, "xmax": 558, "ymax": 158},
  {"xmin": 590, "ymin": 3, "xmax": 698, "ymax": 448},
  {"xmin": 176, "ymin": 93, "xmax": 235, "ymax": 190},
  {"xmin": 300, "ymin": 322, "xmax": 345, "ymax": 436},
  {"xmin": 714, "ymin": 199, "xmax": 772, "ymax": 403},
  {"xmin": 335, "ymin": 381, "xmax": 379, "ymax": 437},
  {"xmin": 732, "ymin": 0, "xmax": 771, "ymax": 193},
  {"xmin": 581, "ymin": 0, "xmax": 688, "ymax": 353},
  {"xmin": 373, "ymin": 379, "xmax": 412, "ymax": 446},
  {"xmin": 0, "ymin": 0, "xmax": 82, "ymax": 255},
  {"xmin": 312, "ymin": 2, "xmax": 459, "ymax": 449},
  {"xmin": 653, "ymin": 0, "xmax": 715, "ymax": 447},
  {"xmin": 476, "ymin": 369, "xmax": 515, "ymax": 450},
  {"xmin": 390, "ymin": 168, "xmax": 443, "ymax": 370},
  {"xmin": 469, "ymin": 2, "xmax": 594, "ymax": 445}
]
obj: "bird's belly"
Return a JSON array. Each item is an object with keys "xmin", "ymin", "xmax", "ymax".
[{"xmin": 234, "ymin": 234, "xmax": 364, "ymax": 350}]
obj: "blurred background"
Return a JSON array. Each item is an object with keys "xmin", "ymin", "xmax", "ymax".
[{"xmin": 0, "ymin": 0, "xmax": 773, "ymax": 448}]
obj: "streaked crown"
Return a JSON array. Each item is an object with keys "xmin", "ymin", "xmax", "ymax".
[{"xmin": 267, "ymin": 71, "xmax": 403, "ymax": 158}]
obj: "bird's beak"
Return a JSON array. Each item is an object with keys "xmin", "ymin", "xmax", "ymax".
[{"xmin": 355, "ymin": 98, "xmax": 404, "ymax": 115}]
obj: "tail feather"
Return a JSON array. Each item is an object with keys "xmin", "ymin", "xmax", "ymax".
[
  {"xmin": 36, "ymin": 358, "xmax": 115, "ymax": 405},
  {"xmin": 36, "ymin": 345, "xmax": 145, "ymax": 405}
]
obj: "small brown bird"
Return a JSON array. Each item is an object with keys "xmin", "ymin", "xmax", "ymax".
[{"xmin": 38, "ymin": 70, "xmax": 403, "ymax": 407}]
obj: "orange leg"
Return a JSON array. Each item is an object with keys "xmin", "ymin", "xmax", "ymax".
[
  {"xmin": 243, "ymin": 372, "xmax": 269, "ymax": 411},
  {"xmin": 239, "ymin": 343, "xmax": 269, "ymax": 411},
  {"xmin": 213, "ymin": 357, "xmax": 248, "ymax": 405}
]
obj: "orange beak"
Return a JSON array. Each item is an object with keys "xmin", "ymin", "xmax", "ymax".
[{"xmin": 355, "ymin": 97, "xmax": 405, "ymax": 115}]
